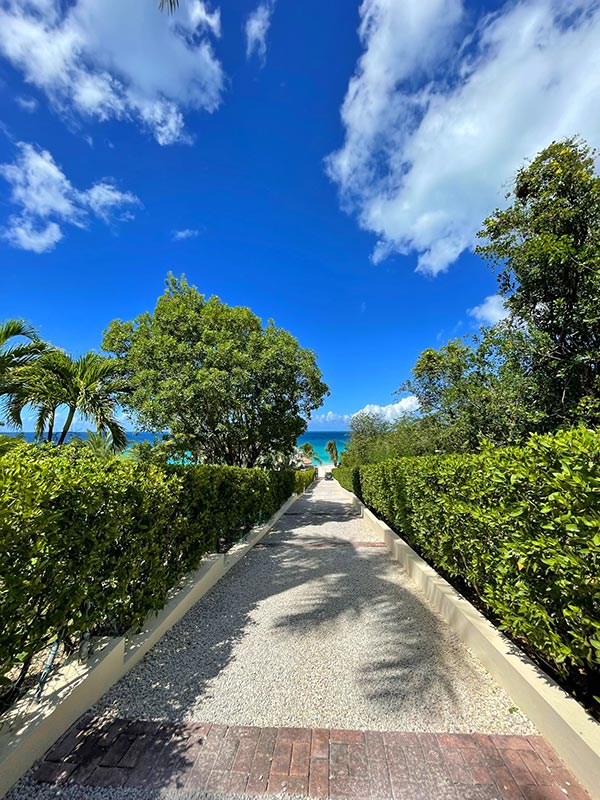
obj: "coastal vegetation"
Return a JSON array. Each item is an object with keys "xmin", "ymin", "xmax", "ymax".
[
  {"xmin": 336, "ymin": 138, "xmax": 600, "ymax": 714},
  {"xmin": 342, "ymin": 138, "xmax": 600, "ymax": 466},
  {"xmin": 102, "ymin": 274, "xmax": 329, "ymax": 467},
  {"xmin": 0, "ymin": 277, "xmax": 326, "ymax": 701},
  {"xmin": 334, "ymin": 428, "xmax": 600, "ymax": 714},
  {"xmin": 325, "ymin": 439, "xmax": 339, "ymax": 466},
  {"xmin": 0, "ymin": 441, "xmax": 295, "ymax": 684}
]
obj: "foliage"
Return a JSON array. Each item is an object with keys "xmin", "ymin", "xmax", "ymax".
[
  {"xmin": 294, "ymin": 467, "xmax": 316, "ymax": 493},
  {"xmin": 298, "ymin": 442, "xmax": 322, "ymax": 464},
  {"xmin": 4, "ymin": 350, "xmax": 126, "ymax": 447},
  {"xmin": 103, "ymin": 274, "xmax": 329, "ymax": 467},
  {"xmin": 0, "ymin": 319, "xmax": 49, "ymax": 379},
  {"xmin": 0, "ymin": 442, "xmax": 294, "ymax": 679},
  {"xmin": 0, "ymin": 319, "xmax": 52, "ymax": 424},
  {"xmin": 331, "ymin": 465, "xmax": 362, "ymax": 498},
  {"xmin": 476, "ymin": 137, "xmax": 600, "ymax": 428},
  {"xmin": 325, "ymin": 440, "xmax": 339, "ymax": 466},
  {"xmin": 83, "ymin": 430, "xmax": 126, "ymax": 459},
  {"xmin": 335, "ymin": 428, "xmax": 600, "ymax": 706},
  {"xmin": 401, "ymin": 327, "xmax": 540, "ymax": 453}
]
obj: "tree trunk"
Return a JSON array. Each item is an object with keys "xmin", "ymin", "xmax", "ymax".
[
  {"xmin": 58, "ymin": 405, "xmax": 76, "ymax": 445},
  {"xmin": 46, "ymin": 408, "xmax": 55, "ymax": 443}
]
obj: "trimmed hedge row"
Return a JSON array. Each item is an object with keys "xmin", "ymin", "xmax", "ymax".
[
  {"xmin": 0, "ymin": 445, "xmax": 294, "ymax": 678},
  {"xmin": 333, "ymin": 428, "xmax": 600, "ymax": 692},
  {"xmin": 294, "ymin": 467, "xmax": 316, "ymax": 494}
]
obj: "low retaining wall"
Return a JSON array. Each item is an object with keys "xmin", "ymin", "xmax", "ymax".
[
  {"xmin": 336, "ymin": 481, "xmax": 600, "ymax": 800},
  {"xmin": 0, "ymin": 491, "xmax": 300, "ymax": 798}
]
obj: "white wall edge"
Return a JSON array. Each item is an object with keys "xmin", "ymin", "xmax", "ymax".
[
  {"xmin": 0, "ymin": 490, "xmax": 302, "ymax": 798},
  {"xmin": 334, "ymin": 479, "xmax": 600, "ymax": 800}
]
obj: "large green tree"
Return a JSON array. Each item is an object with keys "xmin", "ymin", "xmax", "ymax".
[
  {"xmin": 102, "ymin": 274, "xmax": 329, "ymax": 466},
  {"xmin": 476, "ymin": 137, "xmax": 600, "ymax": 426}
]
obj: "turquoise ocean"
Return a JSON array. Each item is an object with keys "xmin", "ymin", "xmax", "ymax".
[{"xmin": 12, "ymin": 430, "xmax": 349, "ymax": 465}]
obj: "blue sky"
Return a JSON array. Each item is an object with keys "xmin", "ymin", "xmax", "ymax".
[{"xmin": 1, "ymin": 0, "xmax": 599, "ymax": 430}]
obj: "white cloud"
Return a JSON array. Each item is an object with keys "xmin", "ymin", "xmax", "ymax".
[
  {"xmin": 186, "ymin": 0, "xmax": 221, "ymax": 37},
  {"xmin": 2, "ymin": 218, "xmax": 62, "ymax": 253},
  {"xmin": 310, "ymin": 395, "xmax": 420, "ymax": 427},
  {"xmin": 468, "ymin": 294, "xmax": 509, "ymax": 326},
  {"xmin": 354, "ymin": 396, "xmax": 420, "ymax": 421},
  {"xmin": 173, "ymin": 227, "xmax": 200, "ymax": 240},
  {"xmin": 0, "ymin": 0, "xmax": 225, "ymax": 145},
  {"xmin": 245, "ymin": 1, "xmax": 275, "ymax": 63},
  {"xmin": 82, "ymin": 181, "xmax": 139, "ymax": 222},
  {"xmin": 311, "ymin": 410, "xmax": 352, "ymax": 426},
  {"xmin": 328, "ymin": 0, "xmax": 600, "ymax": 275},
  {"xmin": 15, "ymin": 95, "xmax": 38, "ymax": 112},
  {"xmin": 0, "ymin": 142, "xmax": 140, "ymax": 252}
]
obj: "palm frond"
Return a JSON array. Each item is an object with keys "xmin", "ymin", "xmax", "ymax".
[{"xmin": 158, "ymin": 0, "xmax": 179, "ymax": 12}]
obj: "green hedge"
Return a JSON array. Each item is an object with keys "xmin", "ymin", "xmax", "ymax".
[
  {"xmin": 0, "ymin": 445, "xmax": 294, "ymax": 678},
  {"xmin": 294, "ymin": 467, "xmax": 316, "ymax": 494},
  {"xmin": 334, "ymin": 429, "xmax": 600, "ymax": 693}
]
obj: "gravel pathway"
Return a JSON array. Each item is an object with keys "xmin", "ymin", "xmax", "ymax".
[{"xmin": 94, "ymin": 480, "xmax": 535, "ymax": 735}]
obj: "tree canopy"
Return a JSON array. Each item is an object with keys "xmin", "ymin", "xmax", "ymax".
[
  {"xmin": 476, "ymin": 137, "xmax": 600, "ymax": 427},
  {"xmin": 343, "ymin": 136, "xmax": 600, "ymax": 467},
  {"xmin": 103, "ymin": 274, "xmax": 329, "ymax": 466}
]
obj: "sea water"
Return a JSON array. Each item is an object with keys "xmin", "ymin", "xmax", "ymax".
[{"xmin": 10, "ymin": 430, "xmax": 349, "ymax": 465}]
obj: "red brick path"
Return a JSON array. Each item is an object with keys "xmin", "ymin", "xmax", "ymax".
[{"xmin": 32, "ymin": 715, "xmax": 591, "ymax": 799}]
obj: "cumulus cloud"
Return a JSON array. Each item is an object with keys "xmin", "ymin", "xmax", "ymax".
[
  {"xmin": 0, "ymin": 141, "xmax": 140, "ymax": 252},
  {"xmin": 468, "ymin": 294, "xmax": 509, "ymax": 326},
  {"xmin": 245, "ymin": 1, "xmax": 275, "ymax": 63},
  {"xmin": 310, "ymin": 396, "xmax": 420, "ymax": 427},
  {"xmin": 0, "ymin": 0, "xmax": 224, "ymax": 145},
  {"xmin": 15, "ymin": 95, "xmax": 38, "ymax": 112},
  {"xmin": 173, "ymin": 227, "xmax": 200, "ymax": 240},
  {"xmin": 328, "ymin": 0, "xmax": 600, "ymax": 275},
  {"xmin": 354, "ymin": 396, "xmax": 420, "ymax": 421}
]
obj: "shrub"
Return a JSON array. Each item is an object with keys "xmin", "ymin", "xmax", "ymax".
[
  {"xmin": 332, "ymin": 466, "xmax": 361, "ymax": 497},
  {"xmin": 336, "ymin": 429, "xmax": 600, "ymax": 697},
  {"xmin": 0, "ymin": 444, "xmax": 294, "ymax": 679},
  {"xmin": 294, "ymin": 467, "xmax": 316, "ymax": 494}
]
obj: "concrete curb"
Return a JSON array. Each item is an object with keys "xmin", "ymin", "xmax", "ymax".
[
  {"xmin": 334, "ymin": 480, "xmax": 600, "ymax": 800},
  {"xmin": 0, "ymin": 491, "xmax": 302, "ymax": 798}
]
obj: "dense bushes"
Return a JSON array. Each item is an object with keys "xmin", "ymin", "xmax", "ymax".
[
  {"xmin": 331, "ymin": 466, "xmax": 361, "ymax": 498},
  {"xmin": 294, "ymin": 467, "xmax": 316, "ymax": 493},
  {"xmin": 334, "ymin": 428, "xmax": 600, "ymax": 701},
  {"xmin": 0, "ymin": 444, "xmax": 294, "ymax": 679}
]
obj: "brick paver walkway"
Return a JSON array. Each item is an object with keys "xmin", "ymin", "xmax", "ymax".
[{"xmin": 33, "ymin": 714, "xmax": 590, "ymax": 799}]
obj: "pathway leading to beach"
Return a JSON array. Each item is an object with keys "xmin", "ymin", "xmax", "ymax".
[{"xmin": 10, "ymin": 479, "xmax": 590, "ymax": 799}]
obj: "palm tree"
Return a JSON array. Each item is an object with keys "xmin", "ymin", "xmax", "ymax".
[
  {"xmin": 5, "ymin": 351, "xmax": 127, "ymax": 448},
  {"xmin": 0, "ymin": 319, "xmax": 49, "ymax": 379},
  {"xmin": 159, "ymin": 0, "xmax": 179, "ymax": 11},
  {"xmin": 299, "ymin": 442, "xmax": 322, "ymax": 465},
  {"xmin": 325, "ymin": 439, "xmax": 339, "ymax": 467},
  {"xmin": 83, "ymin": 430, "xmax": 125, "ymax": 458}
]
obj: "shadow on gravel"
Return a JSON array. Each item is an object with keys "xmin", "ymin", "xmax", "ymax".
[{"xmin": 97, "ymin": 483, "xmax": 459, "ymax": 724}]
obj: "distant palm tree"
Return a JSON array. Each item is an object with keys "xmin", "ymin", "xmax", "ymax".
[
  {"xmin": 84, "ymin": 430, "xmax": 125, "ymax": 458},
  {"xmin": 5, "ymin": 351, "xmax": 126, "ymax": 448},
  {"xmin": 325, "ymin": 439, "xmax": 339, "ymax": 466},
  {"xmin": 299, "ymin": 442, "xmax": 322, "ymax": 464}
]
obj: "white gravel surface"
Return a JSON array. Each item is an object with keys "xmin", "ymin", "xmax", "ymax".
[
  {"xmin": 8, "ymin": 778, "xmax": 301, "ymax": 800},
  {"xmin": 94, "ymin": 480, "xmax": 535, "ymax": 735}
]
